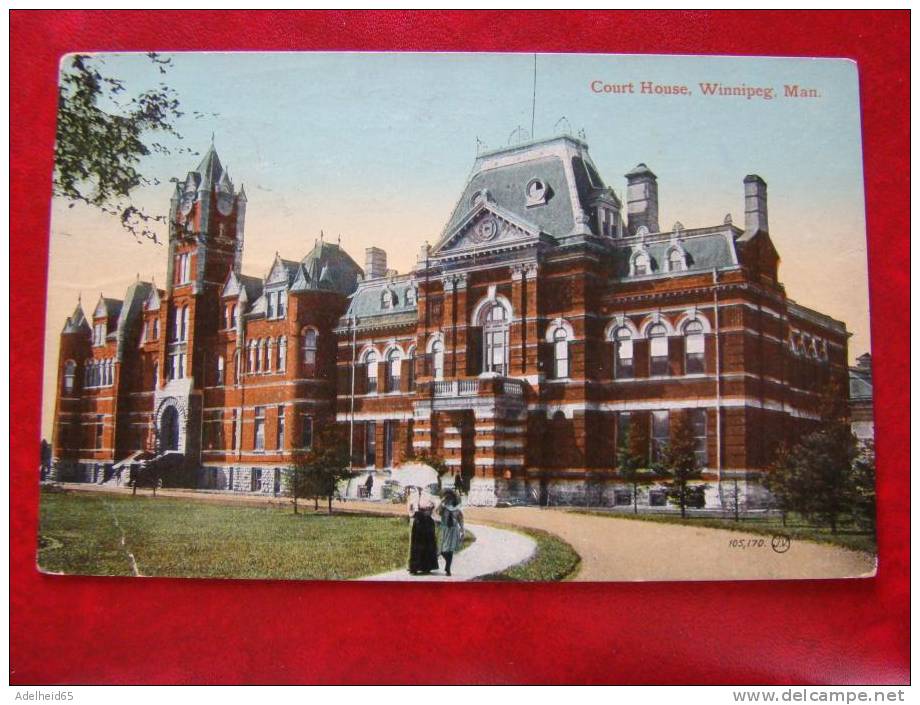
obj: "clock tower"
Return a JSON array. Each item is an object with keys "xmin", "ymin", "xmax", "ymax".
[{"xmin": 153, "ymin": 142, "xmax": 247, "ymax": 469}]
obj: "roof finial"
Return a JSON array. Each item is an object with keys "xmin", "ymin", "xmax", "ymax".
[
  {"xmin": 337, "ymin": 233, "xmax": 341, "ymax": 245},
  {"xmin": 210, "ymin": 131, "xmax": 215, "ymax": 147},
  {"xmin": 320, "ymin": 229, "xmax": 324, "ymax": 242}
]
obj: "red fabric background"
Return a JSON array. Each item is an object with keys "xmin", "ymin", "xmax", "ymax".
[{"xmin": 10, "ymin": 10, "xmax": 909, "ymax": 685}]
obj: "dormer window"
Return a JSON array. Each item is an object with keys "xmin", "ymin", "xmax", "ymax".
[
  {"xmin": 405, "ymin": 286, "xmax": 417, "ymax": 306},
  {"xmin": 265, "ymin": 290, "xmax": 287, "ymax": 319},
  {"xmin": 381, "ymin": 290, "xmax": 396, "ymax": 309},
  {"xmin": 93, "ymin": 322, "xmax": 106, "ymax": 347},
  {"xmin": 633, "ymin": 252, "xmax": 651, "ymax": 276},
  {"xmin": 525, "ymin": 178, "xmax": 549, "ymax": 207},
  {"xmin": 667, "ymin": 247, "xmax": 687, "ymax": 273}
]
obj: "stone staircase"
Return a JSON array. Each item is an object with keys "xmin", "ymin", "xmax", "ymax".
[{"xmin": 107, "ymin": 450, "xmax": 184, "ymax": 489}]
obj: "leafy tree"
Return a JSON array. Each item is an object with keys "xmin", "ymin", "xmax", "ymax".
[
  {"xmin": 659, "ymin": 412, "xmax": 705, "ymax": 518},
  {"xmin": 54, "ymin": 53, "xmax": 211, "ymax": 242},
  {"xmin": 764, "ymin": 381, "xmax": 863, "ymax": 533},
  {"xmin": 851, "ymin": 441, "xmax": 877, "ymax": 533},
  {"xmin": 762, "ymin": 443, "xmax": 796, "ymax": 526},
  {"xmin": 287, "ymin": 424, "xmax": 355, "ymax": 514},
  {"xmin": 616, "ymin": 421, "xmax": 649, "ymax": 514}
]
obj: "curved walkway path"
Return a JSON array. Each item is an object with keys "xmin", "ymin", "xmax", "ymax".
[
  {"xmin": 360, "ymin": 523, "xmax": 537, "ymax": 582},
  {"xmin": 52, "ymin": 485, "xmax": 876, "ymax": 581}
]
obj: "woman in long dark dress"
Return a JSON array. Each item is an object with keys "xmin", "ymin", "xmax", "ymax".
[{"xmin": 408, "ymin": 491, "xmax": 439, "ymax": 574}]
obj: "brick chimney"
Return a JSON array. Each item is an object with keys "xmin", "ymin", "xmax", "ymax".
[
  {"xmin": 365, "ymin": 247, "xmax": 387, "ymax": 280},
  {"xmin": 625, "ymin": 163, "xmax": 659, "ymax": 235},
  {"xmin": 743, "ymin": 174, "xmax": 768, "ymax": 235}
]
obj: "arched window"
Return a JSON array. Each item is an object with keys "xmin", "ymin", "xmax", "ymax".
[
  {"xmin": 668, "ymin": 248, "xmax": 685, "ymax": 272},
  {"xmin": 302, "ymin": 328, "xmax": 318, "ymax": 370},
  {"xmin": 365, "ymin": 350, "xmax": 379, "ymax": 393},
  {"xmin": 648, "ymin": 323, "xmax": 669, "ymax": 376},
  {"xmin": 248, "ymin": 340, "xmax": 257, "ymax": 373},
  {"xmin": 258, "ymin": 339, "xmax": 267, "ymax": 372},
  {"xmin": 266, "ymin": 338, "xmax": 274, "ymax": 372},
  {"xmin": 152, "ymin": 318, "xmax": 159, "ymax": 340},
  {"xmin": 406, "ymin": 345, "xmax": 416, "ymax": 391},
  {"xmin": 63, "ymin": 360, "xmax": 76, "ymax": 393},
  {"xmin": 684, "ymin": 320, "xmax": 705, "ymax": 374},
  {"xmin": 216, "ymin": 355, "xmax": 225, "ymax": 385},
  {"xmin": 381, "ymin": 290, "xmax": 394, "ymax": 309},
  {"xmin": 613, "ymin": 327, "xmax": 634, "ymax": 379},
  {"xmin": 233, "ymin": 350, "xmax": 241, "ymax": 382},
  {"xmin": 430, "ymin": 340, "xmax": 444, "ymax": 380},
  {"xmin": 152, "ymin": 361, "xmax": 159, "ymax": 388},
  {"xmin": 278, "ymin": 336, "xmax": 287, "ymax": 372},
  {"xmin": 633, "ymin": 252, "xmax": 651, "ymax": 276},
  {"xmin": 105, "ymin": 359, "xmax": 113, "ymax": 386},
  {"xmin": 405, "ymin": 287, "xmax": 417, "ymax": 306},
  {"xmin": 386, "ymin": 348, "xmax": 402, "ymax": 392},
  {"xmin": 482, "ymin": 302, "xmax": 509, "ymax": 375},
  {"xmin": 552, "ymin": 328, "xmax": 569, "ymax": 379}
]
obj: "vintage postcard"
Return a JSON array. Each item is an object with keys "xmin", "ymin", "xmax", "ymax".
[{"xmin": 38, "ymin": 52, "xmax": 876, "ymax": 582}]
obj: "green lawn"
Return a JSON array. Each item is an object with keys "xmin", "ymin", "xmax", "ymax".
[
  {"xmin": 567, "ymin": 508, "xmax": 877, "ymax": 555},
  {"xmin": 38, "ymin": 488, "xmax": 414, "ymax": 580},
  {"xmin": 479, "ymin": 526, "xmax": 581, "ymax": 582}
]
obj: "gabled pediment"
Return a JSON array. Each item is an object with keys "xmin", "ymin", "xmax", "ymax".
[
  {"xmin": 145, "ymin": 286, "xmax": 161, "ymax": 311},
  {"xmin": 430, "ymin": 203, "xmax": 546, "ymax": 257},
  {"xmin": 222, "ymin": 270, "xmax": 243, "ymax": 298},
  {"xmin": 93, "ymin": 295, "xmax": 108, "ymax": 319},
  {"xmin": 265, "ymin": 254, "xmax": 296, "ymax": 288}
]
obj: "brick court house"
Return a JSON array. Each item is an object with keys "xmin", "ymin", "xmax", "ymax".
[{"xmin": 51, "ymin": 133, "xmax": 850, "ymax": 508}]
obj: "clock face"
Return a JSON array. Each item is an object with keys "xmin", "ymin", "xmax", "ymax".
[
  {"xmin": 180, "ymin": 192, "xmax": 196, "ymax": 214},
  {"xmin": 474, "ymin": 217, "xmax": 499, "ymax": 242},
  {"xmin": 217, "ymin": 193, "xmax": 234, "ymax": 216}
]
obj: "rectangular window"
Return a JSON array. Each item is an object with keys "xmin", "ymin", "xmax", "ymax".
[
  {"xmin": 266, "ymin": 292, "xmax": 275, "ymax": 319},
  {"xmin": 365, "ymin": 421, "xmax": 376, "ymax": 467},
  {"xmin": 614, "ymin": 490, "xmax": 632, "ymax": 506},
  {"xmin": 301, "ymin": 413, "xmax": 313, "ymax": 449},
  {"xmin": 95, "ymin": 415, "xmax": 104, "ymax": 449},
  {"xmin": 251, "ymin": 467, "xmax": 262, "ymax": 492},
  {"xmin": 232, "ymin": 409, "xmax": 241, "ymax": 451},
  {"xmin": 685, "ymin": 333, "xmax": 705, "ymax": 374},
  {"xmin": 615, "ymin": 339, "xmax": 634, "ymax": 379},
  {"xmin": 276, "ymin": 405, "xmax": 285, "ymax": 449},
  {"xmin": 616, "ymin": 412, "xmax": 631, "ymax": 455},
  {"xmin": 650, "ymin": 336, "xmax": 669, "ymax": 376},
  {"xmin": 689, "ymin": 408, "xmax": 708, "ymax": 467},
  {"xmin": 278, "ymin": 290, "xmax": 287, "ymax": 318},
  {"xmin": 383, "ymin": 420, "xmax": 396, "ymax": 467},
  {"xmin": 649, "ymin": 489, "xmax": 667, "ymax": 507},
  {"xmin": 651, "ymin": 410, "xmax": 669, "ymax": 463},
  {"xmin": 254, "ymin": 406, "xmax": 265, "ymax": 451}
]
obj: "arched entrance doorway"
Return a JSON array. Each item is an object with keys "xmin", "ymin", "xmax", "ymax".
[{"xmin": 160, "ymin": 406, "xmax": 180, "ymax": 452}]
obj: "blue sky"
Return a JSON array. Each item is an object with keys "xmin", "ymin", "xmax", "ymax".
[{"xmin": 43, "ymin": 52, "xmax": 870, "ymax": 434}]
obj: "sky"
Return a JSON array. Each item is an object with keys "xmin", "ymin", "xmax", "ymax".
[{"xmin": 42, "ymin": 52, "xmax": 870, "ymax": 438}]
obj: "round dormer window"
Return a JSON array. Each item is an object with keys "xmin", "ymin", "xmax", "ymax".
[{"xmin": 526, "ymin": 178, "xmax": 547, "ymax": 204}]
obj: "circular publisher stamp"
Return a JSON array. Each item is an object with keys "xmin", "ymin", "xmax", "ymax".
[{"xmin": 771, "ymin": 534, "xmax": 792, "ymax": 554}]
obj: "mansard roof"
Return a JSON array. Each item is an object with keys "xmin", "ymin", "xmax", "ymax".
[
  {"xmin": 610, "ymin": 225, "xmax": 740, "ymax": 277},
  {"xmin": 294, "ymin": 240, "xmax": 362, "ymax": 296},
  {"xmin": 437, "ymin": 135, "xmax": 615, "ymax": 250},
  {"xmin": 343, "ymin": 274, "xmax": 417, "ymax": 323}
]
